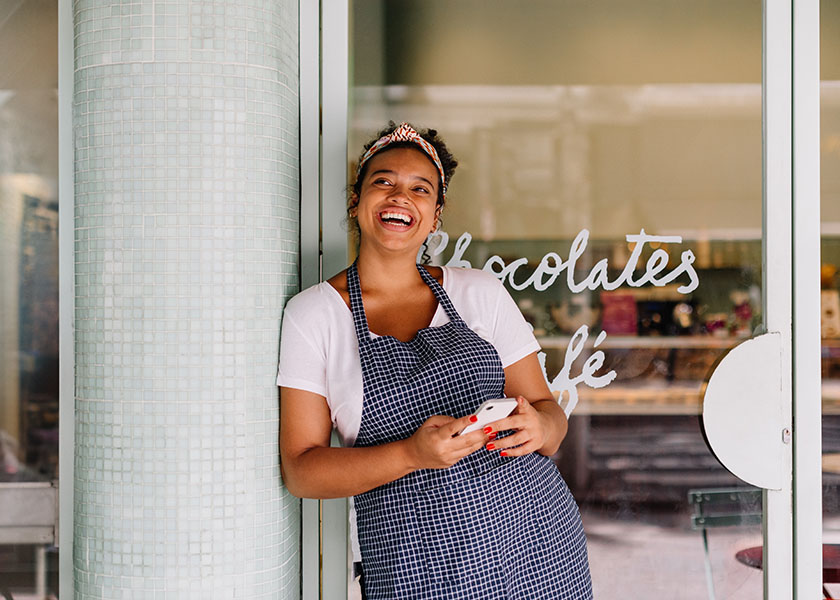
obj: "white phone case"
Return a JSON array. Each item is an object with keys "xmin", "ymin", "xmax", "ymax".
[{"xmin": 458, "ymin": 397, "xmax": 518, "ymax": 435}]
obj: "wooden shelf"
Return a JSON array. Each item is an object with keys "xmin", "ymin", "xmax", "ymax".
[
  {"xmin": 538, "ymin": 335, "xmax": 743, "ymax": 350},
  {"xmin": 559, "ymin": 379, "xmax": 840, "ymax": 416},
  {"xmin": 540, "ymin": 335, "xmax": 840, "ymax": 351}
]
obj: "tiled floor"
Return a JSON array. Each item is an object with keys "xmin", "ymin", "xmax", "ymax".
[{"xmin": 583, "ymin": 504, "xmax": 763, "ymax": 599}]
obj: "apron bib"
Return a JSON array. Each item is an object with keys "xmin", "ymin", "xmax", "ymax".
[{"xmin": 349, "ymin": 262, "xmax": 593, "ymax": 600}]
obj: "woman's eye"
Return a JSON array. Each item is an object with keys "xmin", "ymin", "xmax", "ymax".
[
  {"xmin": 413, "ymin": 186, "xmax": 430, "ymax": 194},
  {"xmin": 373, "ymin": 178, "xmax": 391, "ymax": 185}
]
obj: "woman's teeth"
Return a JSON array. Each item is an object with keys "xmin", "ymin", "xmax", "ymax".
[{"xmin": 380, "ymin": 211, "xmax": 412, "ymax": 225}]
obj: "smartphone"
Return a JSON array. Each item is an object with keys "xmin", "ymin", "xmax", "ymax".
[{"xmin": 458, "ymin": 397, "xmax": 518, "ymax": 436}]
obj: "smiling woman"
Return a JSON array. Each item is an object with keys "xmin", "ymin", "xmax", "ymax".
[
  {"xmin": 346, "ymin": 122, "xmax": 457, "ymax": 241},
  {"xmin": 278, "ymin": 122, "xmax": 593, "ymax": 599},
  {"xmin": 350, "ymin": 147, "xmax": 440, "ymax": 255}
]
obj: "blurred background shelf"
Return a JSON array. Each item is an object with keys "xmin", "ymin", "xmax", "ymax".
[
  {"xmin": 560, "ymin": 379, "xmax": 840, "ymax": 415},
  {"xmin": 541, "ymin": 335, "xmax": 840, "ymax": 350},
  {"xmin": 539, "ymin": 334, "xmax": 743, "ymax": 350},
  {"xmin": 559, "ymin": 414, "xmax": 840, "ymax": 504}
]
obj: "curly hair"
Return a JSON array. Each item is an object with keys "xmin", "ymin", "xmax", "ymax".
[{"xmin": 347, "ymin": 121, "xmax": 458, "ymax": 237}]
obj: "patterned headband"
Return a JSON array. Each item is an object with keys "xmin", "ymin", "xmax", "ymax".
[{"xmin": 356, "ymin": 123, "xmax": 447, "ymax": 197}]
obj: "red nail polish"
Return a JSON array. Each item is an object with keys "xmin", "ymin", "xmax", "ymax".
[
  {"xmin": 500, "ymin": 451, "xmax": 508, "ymax": 457},
  {"xmin": 469, "ymin": 415, "xmax": 478, "ymax": 423},
  {"xmin": 483, "ymin": 426, "xmax": 492, "ymax": 434},
  {"xmin": 486, "ymin": 443, "xmax": 495, "ymax": 450},
  {"xmin": 489, "ymin": 433, "xmax": 498, "ymax": 441}
]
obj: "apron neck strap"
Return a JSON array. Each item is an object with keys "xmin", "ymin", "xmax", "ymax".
[
  {"xmin": 346, "ymin": 261, "xmax": 372, "ymax": 345},
  {"xmin": 346, "ymin": 260, "xmax": 466, "ymax": 346},
  {"xmin": 416, "ymin": 264, "xmax": 463, "ymax": 325}
]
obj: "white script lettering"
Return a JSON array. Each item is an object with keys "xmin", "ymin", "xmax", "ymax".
[
  {"xmin": 431, "ymin": 228, "xmax": 699, "ymax": 295},
  {"xmin": 425, "ymin": 228, "xmax": 699, "ymax": 416},
  {"xmin": 537, "ymin": 326, "xmax": 617, "ymax": 416}
]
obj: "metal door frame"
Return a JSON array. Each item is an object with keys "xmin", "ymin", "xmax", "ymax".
[{"xmin": 300, "ymin": 0, "xmax": 351, "ymax": 598}]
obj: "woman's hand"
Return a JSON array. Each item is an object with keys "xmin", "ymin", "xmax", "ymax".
[
  {"xmin": 403, "ymin": 414, "xmax": 490, "ymax": 470},
  {"xmin": 281, "ymin": 389, "xmax": 490, "ymax": 498},
  {"xmin": 500, "ymin": 352, "xmax": 569, "ymax": 456},
  {"xmin": 481, "ymin": 396, "xmax": 556, "ymax": 457}
]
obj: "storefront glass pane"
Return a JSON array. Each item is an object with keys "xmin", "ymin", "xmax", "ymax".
[
  {"xmin": 822, "ymin": 1, "xmax": 840, "ymax": 597},
  {"xmin": 0, "ymin": 0, "xmax": 59, "ymax": 596},
  {"xmin": 350, "ymin": 0, "xmax": 763, "ymax": 597}
]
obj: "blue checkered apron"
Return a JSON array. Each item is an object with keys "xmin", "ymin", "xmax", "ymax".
[{"xmin": 349, "ymin": 262, "xmax": 593, "ymax": 599}]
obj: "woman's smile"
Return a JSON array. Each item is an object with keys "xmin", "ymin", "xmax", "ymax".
[
  {"xmin": 355, "ymin": 146, "xmax": 440, "ymax": 250},
  {"xmin": 378, "ymin": 209, "xmax": 414, "ymax": 230}
]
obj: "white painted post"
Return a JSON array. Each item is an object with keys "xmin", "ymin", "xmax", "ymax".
[
  {"xmin": 792, "ymin": 0, "xmax": 823, "ymax": 597},
  {"xmin": 322, "ymin": 0, "xmax": 351, "ymax": 281},
  {"xmin": 321, "ymin": 0, "xmax": 351, "ymax": 598},
  {"xmin": 300, "ymin": 1, "xmax": 322, "ymax": 598},
  {"xmin": 763, "ymin": 0, "xmax": 794, "ymax": 597},
  {"xmin": 57, "ymin": 0, "xmax": 74, "ymax": 597}
]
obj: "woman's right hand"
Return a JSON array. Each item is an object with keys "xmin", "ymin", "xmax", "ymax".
[{"xmin": 404, "ymin": 414, "xmax": 489, "ymax": 470}]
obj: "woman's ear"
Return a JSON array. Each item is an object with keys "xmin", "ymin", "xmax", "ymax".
[
  {"xmin": 432, "ymin": 206, "xmax": 442, "ymax": 232},
  {"xmin": 348, "ymin": 194, "xmax": 359, "ymax": 217}
]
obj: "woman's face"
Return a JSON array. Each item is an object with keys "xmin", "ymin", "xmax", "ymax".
[{"xmin": 351, "ymin": 146, "xmax": 441, "ymax": 256}]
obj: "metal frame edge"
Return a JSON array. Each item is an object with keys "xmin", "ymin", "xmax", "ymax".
[
  {"xmin": 791, "ymin": 0, "xmax": 823, "ymax": 597},
  {"xmin": 300, "ymin": 1, "xmax": 322, "ymax": 598},
  {"xmin": 58, "ymin": 0, "xmax": 75, "ymax": 596},
  {"xmin": 320, "ymin": 0, "xmax": 351, "ymax": 597},
  {"xmin": 763, "ymin": 0, "xmax": 795, "ymax": 597}
]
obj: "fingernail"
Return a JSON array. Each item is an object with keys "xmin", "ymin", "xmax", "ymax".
[
  {"xmin": 489, "ymin": 433, "xmax": 497, "ymax": 441},
  {"xmin": 500, "ymin": 451, "xmax": 508, "ymax": 457},
  {"xmin": 486, "ymin": 443, "xmax": 495, "ymax": 450},
  {"xmin": 483, "ymin": 426, "xmax": 492, "ymax": 434},
  {"xmin": 469, "ymin": 415, "xmax": 478, "ymax": 423}
]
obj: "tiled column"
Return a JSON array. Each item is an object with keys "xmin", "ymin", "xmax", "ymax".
[{"xmin": 72, "ymin": 1, "xmax": 300, "ymax": 598}]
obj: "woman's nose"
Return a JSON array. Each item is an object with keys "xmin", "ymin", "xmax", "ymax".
[{"xmin": 386, "ymin": 186, "xmax": 410, "ymax": 203}]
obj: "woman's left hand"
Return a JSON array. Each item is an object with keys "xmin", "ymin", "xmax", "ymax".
[{"xmin": 481, "ymin": 396, "xmax": 551, "ymax": 457}]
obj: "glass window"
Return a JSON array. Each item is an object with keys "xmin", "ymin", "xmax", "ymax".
[
  {"xmin": 822, "ymin": 1, "xmax": 840, "ymax": 597},
  {"xmin": 0, "ymin": 0, "xmax": 60, "ymax": 596},
  {"xmin": 351, "ymin": 0, "xmax": 764, "ymax": 596}
]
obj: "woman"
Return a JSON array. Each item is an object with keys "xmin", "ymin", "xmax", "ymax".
[{"xmin": 278, "ymin": 122, "xmax": 592, "ymax": 599}]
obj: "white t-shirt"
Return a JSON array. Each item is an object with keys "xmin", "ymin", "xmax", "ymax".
[
  {"xmin": 276, "ymin": 266, "xmax": 540, "ymax": 446},
  {"xmin": 276, "ymin": 266, "xmax": 541, "ymax": 561}
]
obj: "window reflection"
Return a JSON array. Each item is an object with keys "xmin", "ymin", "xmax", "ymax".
[
  {"xmin": 352, "ymin": 83, "xmax": 764, "ymax": 418},
  {"xmin": 1, "ymin": 175, "xmax": 59, "ymax": 479},
  {"xmin": 822, "ymin": 3, "xmax": 840, "ymax": 594},
  {"xmin": 0, "ymin": 0, "xmax": 60, "ymax": 594}
]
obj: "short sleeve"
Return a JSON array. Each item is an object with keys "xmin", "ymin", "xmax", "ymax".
[
  {"xmin": 489, "ymin": 280, "xmax": 541, "ymax": 368},
  {"xmin": 276, "ymin": 307, "xmax": 328, "ymax": 397}
]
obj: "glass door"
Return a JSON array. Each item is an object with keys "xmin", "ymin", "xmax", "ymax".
[
  {"xmin": 307, "ymin": 0, "xmax": 821, "ymax": 597},
  {"xmin": 349, "ymin": 2, "xmax": 766, "ymax": 597},
  {"xmin": 821, "ymin": 0, "xmax": 840, "ymax": 598}
]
